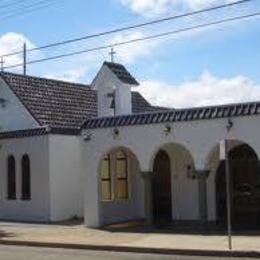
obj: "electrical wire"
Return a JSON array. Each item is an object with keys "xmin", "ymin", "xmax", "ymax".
[
  {"xmin": 3, "ymin": 10, "xmax": 260, "ymax": 70},
  {"xmin": 0, "ymin": 0, "xmax": 251, "ymax": 58},
  {"xmin": 0, "ymin": 0, "xmax": 60, "ymax": 22}
]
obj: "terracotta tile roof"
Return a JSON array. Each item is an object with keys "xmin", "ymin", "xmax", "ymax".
[
  {"xmin": 82, "ymin": 101, "xmax": 260, "ymax": 129},
  {"xmin": 0, "ymin": 72, "xmax": 161, "ymax": 128}
]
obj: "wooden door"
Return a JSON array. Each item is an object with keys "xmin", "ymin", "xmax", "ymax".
[{"xmin": 152, "ymin": 150, "xmax": 172, "ymax": 225}]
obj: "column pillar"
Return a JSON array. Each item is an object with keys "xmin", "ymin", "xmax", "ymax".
[
  {"xmin": 196, "ymin": 169, "xmax": 210, "ymax": 223},
  {"xmin": 141, "ymin": 171, "xmax": 153, "ymax": 224}
]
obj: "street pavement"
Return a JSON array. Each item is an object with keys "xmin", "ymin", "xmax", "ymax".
[
  {"xmin": 0, "ymin": 245, "xmax": 258, "ymax": 260},
  {"xmin": 1, "ymin": 221, "xmax": 260, "ymax": 253}
]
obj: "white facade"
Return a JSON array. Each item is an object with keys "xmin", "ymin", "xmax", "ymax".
[
  {"xmin": 82, "ymin": 115, "xmax": 260, "ymax": 227},
  {"xmin": 0, "ymin": 62, "xmax": 260, "ymax": 229},
  {"xmin": 0, "ymin": 134, "xmax": 83, "ymax": 222},
  {"xmin": 48, "ymin": 135, "xmax": 84, "ymax": 221},
  {"xmin": 0, "ymin": 135, "xmax": 50, "ymax": 221},
  {"xmin": 92, "ymin": 63, "xmax": 135, "ymax": 117}
]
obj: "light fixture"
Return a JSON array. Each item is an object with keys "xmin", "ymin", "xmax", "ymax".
[
  {"xmin": 82, "ymin": 131, "xmax": 92, "ymax": 142},
  {"xmin": 226, "ymin": 119, "xmax": 233, "ymax": 132},
  {"xmin": 163, "ymin": 124, "xmax": 172, "ymax": 135},
  {"xmin": 113, "ymin": 128, "xmax": 119, "ymax": 137},
  {"xmin": 45, "ymin": 125, "xmax": 51, "ymax": 133}
]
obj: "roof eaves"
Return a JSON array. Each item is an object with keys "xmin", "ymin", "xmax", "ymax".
[
  {"xmin": 0, "ymin": 126, "xmax": 80, "ymax": 140},
  {"xmin": 82, "ymin": 101, "xmax": 260, "ymax": 129}
]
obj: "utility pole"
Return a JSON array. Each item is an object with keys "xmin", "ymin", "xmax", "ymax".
[
  {"xmin": 23, "ymin": 43, "xmax": 27, "ymax": 75},
  {"xmin": 0, "ymin": 57, "xmax": 4, "ymax": 72},
  {"xmin": 225, "ymin": 139, "xmax": 232, "ymax": 250},
  {"xmin": 220, "ymin": 140, "xmax": 232, "ymax": 250}
]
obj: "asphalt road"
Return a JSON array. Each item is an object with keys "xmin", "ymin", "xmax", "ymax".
[{"xmin": 0, "ymin": 245, "xmax": 258, "ymax": 260}]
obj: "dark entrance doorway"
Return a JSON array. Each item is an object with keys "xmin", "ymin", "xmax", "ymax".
[
  {"xmin": 216, "ymin": 144, "xmax": 260, "ymax": 229},
  {"xmin": 152, "ymin": 150, "xmax": 172, "ymax": 225}
]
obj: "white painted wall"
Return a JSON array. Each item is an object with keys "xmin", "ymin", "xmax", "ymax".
[
  {"xmin": 0, "ymin": 135, "xmax": 50, "ymax": 222},
  {"xmin": 0, "ymin": 78, "xmax": 39, "ymax": 131},
  {"xmin": 48, "ymin": 135, "xmax": 84, "ymax": 222},
  {"xmin": 82, "ymin": 114, "xmax": 260, "ymax": 227},
  {"xmin": 163, "ymin": 145, "xmax": 199, "ymax": 221},
  {"xmin": 100, "ymin": 151, "xmax": 145, "ymax": 225},
  {"xmin": 114, "ymin": 82, "xmax": 132, "ymax": 116},
  {"xmin": 91, "ymin": 64, "xmax": 132, "ymax": 117}
]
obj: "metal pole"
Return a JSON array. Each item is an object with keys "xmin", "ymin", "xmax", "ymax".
[
  {"xmin": 23, "ymin": 43, "xmax": 27, "ymax": 75},
  {"xmin": 0, "ymin": 57, "xmax": 4, "ymax": 72},
  {"xmin": 225, "ymin": 139, "xmax": 232, "ymax": 250}
]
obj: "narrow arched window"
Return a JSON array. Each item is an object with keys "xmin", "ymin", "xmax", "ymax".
[
  {"xmin": 101, "ymin": 154, "xmax": 112, "ymax": 201},
  {"xmin": 115, "ymin": 151, "xmax": 128, "ymax": 199},
  {"xmin": 21, "ymin": 154, "xmax": 31, "ymax": 200},
  {"xmin": 7, "ymin": 155, "xmax": 16, "ymax": 200}
]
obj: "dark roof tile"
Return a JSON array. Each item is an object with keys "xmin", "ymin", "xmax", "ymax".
[
  {"xmin": 104, "ymin": 62, "xmax": 139, "ymax": 85},
  {"xmin": 82, "ymin": 101, "xmax": 260, "ymax": 129},
  {"xmin": 0, "ymin": 72, "xmax": 164, "ymax": 128}
]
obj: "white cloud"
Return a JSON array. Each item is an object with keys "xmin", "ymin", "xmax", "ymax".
[
  {"xmin": 108, "ymin": 31, "xmax": 159, "ymax": 64},
  {"xmin": 0, "ymin": 32, "xmax": 37, "ymax": 69},
  {"xmin": 45, "ymin": 67, "xmax": 88, "ymax": 83},
  {"xmin": 138, "ymin": 71, "xmax": 260, "ymax": 108},
  {"xmin": 119, "ymin": 0, "xmax": 237, "ymax": 16}
]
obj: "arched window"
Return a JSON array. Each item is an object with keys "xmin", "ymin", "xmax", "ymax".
[
  {"xmin": 21, "ymin": 154, "xmax": 31, "ymax": 200},
  {"xmin": 115, "ymin": 151, "xmax": 128, "ymax": 199},
  {"xmin": 7, "ymin": 155, "xmax": 16, "ymax": 200},
  {"xmin": 101, "ymin": 154, "xmax": 112, "ymax": 201}
]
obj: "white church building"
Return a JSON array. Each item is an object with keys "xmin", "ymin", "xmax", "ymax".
[{"xmin": 0, "ymin": 61, "xmax": 260, "ymax": 228}]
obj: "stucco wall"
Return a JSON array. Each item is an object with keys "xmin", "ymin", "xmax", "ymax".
[
  {"xmin": 48, "ymin": 135, "xmax": 84, "ymax": 222},
  {"xmin": 164, "ymin": 145, "xmax": 199, "ymax": 221},
  {"xmin": 92, "ymin": 65, "xmax": 132, "ymax": 117},
  {"xmin": 0, "ymin": 78, "xmax": 38, "ymax": 131},
  {"xmin": 82, "ymin": 114, "xmax": 260, "ymax": 227},
  {"xmin": 100, "ymin": 151, "xmax": 145, "ymax": 225},
  {"xmin": 0, "ymin": 136, "xmax": 50, "ymax": 222}
]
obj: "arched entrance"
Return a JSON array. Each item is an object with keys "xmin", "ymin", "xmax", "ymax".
[
  {"xmin": 216, "ymin": 144, "xmax": 260, "ymax": 228},
  {"xmin": 98, "ymin": 147, "xmax": 144, "ymax": 225},
  {"xmin": 152, "ymin": 150, "xmax": 172, "ymax": 225}
]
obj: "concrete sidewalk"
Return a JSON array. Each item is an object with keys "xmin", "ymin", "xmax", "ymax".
[{"xmin": 0, "ymin": 221, "xmax": 260, "ymax": 257}]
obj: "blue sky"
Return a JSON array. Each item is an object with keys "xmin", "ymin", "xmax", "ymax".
[{"xmin": 1, "ymin": 0, "xmax": 260, "ymax": 107}]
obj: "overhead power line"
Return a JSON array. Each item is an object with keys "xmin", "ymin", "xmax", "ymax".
[
  {"xmin": 0, "ymin": 0, "xmax": 60, "ymax": 22},
  {"xmin": 1, "ymin": 0, "xmax": 251, "ymax": 58},
  {"xmin": 0, "ymin": 0, "xmax": 52, "ymax": 16},
  {"xmin": 3, "ymin": 10, "xmax": 260, "ymax": 70},
  {"xmin": 0, "ymin": 0, "xmax": 33, "ymax": 10}
]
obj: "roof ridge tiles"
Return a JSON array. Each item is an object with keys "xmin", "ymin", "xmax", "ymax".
[
  {"xmin": 0, "ymin": 71, "xmax": 90, "ymax": 89},
  {"xmin": 82, "ymin": 100, "xmax": 260, "ymax": 129}
]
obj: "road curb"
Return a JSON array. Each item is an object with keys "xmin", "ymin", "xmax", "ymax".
[{"xmin": 0, "ymin": 240, "xmax": 260, "ymax": 258}]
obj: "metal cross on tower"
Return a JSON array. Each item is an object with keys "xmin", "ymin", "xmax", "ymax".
[{"xmin": 109, "ymin": 48, "xmax": 116, "ymax": 63}]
